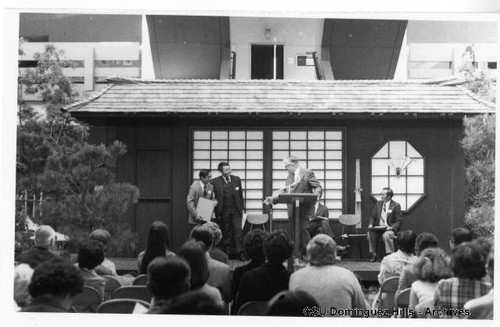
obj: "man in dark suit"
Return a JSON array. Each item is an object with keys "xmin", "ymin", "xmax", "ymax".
[
  {"xmin": 212, "ymin": 162, "xmax": 245, "ymax": 259},
  {"xmin": 186, "ymin": 169, "xmax": 217, "ymax": 227},
  {"xmin": 304, "ymin": 189, "xmax": 335, "ymax": 243},
  {"xmin": 266, "ymin": 156, "xmax": 321, "ymax": 256},
  {"xmin": 367, "ymin": 187, "xmax": 403, "ymax": 262}
]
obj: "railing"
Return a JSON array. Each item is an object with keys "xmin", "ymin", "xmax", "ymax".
[
  {"xmin": 229, "ymin": 51, "xmax": 236, "ymax": 79},
  {"xmin": 312, "ymin": 51, "xmax": 323, "ymax": 80}
]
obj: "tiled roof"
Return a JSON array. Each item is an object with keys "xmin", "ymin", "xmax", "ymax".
[{"xmin": 64, "ymin": 77, "xmax": 495, "ymax": 115}]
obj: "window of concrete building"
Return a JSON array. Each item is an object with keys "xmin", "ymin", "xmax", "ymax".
[
  {"xmin": 371, "ymin": 140, "xmax": 425, "ymax": 211},
  {"xmin": 192, "ymin": 128, "xmax": 344, "ymax": 219}
]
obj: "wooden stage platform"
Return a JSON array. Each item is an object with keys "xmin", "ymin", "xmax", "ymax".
[{"xmin": 112, "ymin": 257, "xmax": 381, "ymax": 283}]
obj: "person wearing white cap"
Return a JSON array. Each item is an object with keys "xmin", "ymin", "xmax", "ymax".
[{"xmin": 265, "ymin": 156, "xmax": 321, "ymax": 256}]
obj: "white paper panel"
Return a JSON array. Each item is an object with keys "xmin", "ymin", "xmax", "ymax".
[
  {"xmin": 372, "ymin": 177, "xmax": 389, "ymax": 193},
  {"xmin": 193, "ymin": 151, "xmax": 210, "ymax": 160},
  {"xmin": 229, "ymin": 140, "xmax": 246, "ymax": 150},
  {"xmin": 406, "ymin": 158, "xmax": 424, "ymax": 175},
  {"xmin": 247, "ymin": 151, "xmax": 263, "ymax": 160},
  {"xmin": 326, "ymin": 141, "xmax": 342, "ymax": 150},
  {"xmin": 325, "ymin": 151, "xmax": 342, "ymax": 160},
  {"xmin": 308, "ymin": 131, "xmax": 324, "ymax": 140},
  {"xmin": 247, "ymin": 131, "xmax": 263, "ymax": 140},
  {"xmin": 212, "ymin": 140, "xmax": 228, "ymax": 149},
  {"xmin": 407, "ymin": 177, "xmax": 424, "ymax": 193},
  {"xmin": 193, "ymin": 140, "xmax": 210, "ymax": 150},
  {"xmin": 389, "ymin": 176, "xmax": 406, "ymax": 194},
  {"xmin": 229, "ymin": 131, "xmax": 245, "ymax": 139},
  {"xmin": 307, "ymin": 151, "xmax": 325, "ymax": 160},
  {"xmin": 373, "ymin": 143, "xmax": 388, "ymax": 158},
  {"xmin": 325, "ymin": 131, "xmax": 342, "ymax": 140},
  {"xmin": 212, "ymin": 131, "xmax": 228, "ymax": 139},
  {"xmin": 273, "ymin": 131, "xmax": 289, "ymax": 140},
  {"xmin": 193, "ymin": 131, "xmax": 210, "ymax": 139},
  {"xmin": 308, "ymin": 141, "xmax": 324, "ymax": 150},
  {"xmin": 325, "ymin": 161, "xmax": 342, "ymax": 170},
  {"xmin": 389, "ymin": 141, "xmax": 406, "ymax": 157},
  {"xmin": 290, "ymin": 131, "xmax": 307, "ymax": 140},
  {"xmin": 372, "ymin": 158, "xmax": 390, "ymax": 175},
  {"xmin": 290, "ymin": 141, "xmax": 307, "ymax": 150}
]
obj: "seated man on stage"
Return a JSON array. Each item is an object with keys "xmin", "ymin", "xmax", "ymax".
[
  {"xmin": 304, "ymin": 189, "xmax": 335, "ymax": 243},
  {"xmin": 265, "ymin": 156, "xmax": 321, "ymax": 256},
  {"xmin": 367, "ymin": 187, "xmax": 402, "ymax": 262}
]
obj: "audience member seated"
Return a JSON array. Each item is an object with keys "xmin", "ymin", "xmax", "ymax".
[
  {"xmin": 464, "ymin": 247, "xmax": 494, "ymax": 319},
  {"xmin": 154, "ymin": 291, "xmax": 225, "ymax": 315},
  {"xmin": 190, "ymin": 224, "xmax": 233, "ymax": 303},
  {"xmin": 409, "ymin": 247, "xmax": 452, "ymax": 317},
  {"xmin": 266, "ymin": 290, "xmax": 320, "ymax": 317},
  {"xmin": 176, "ymin": 240, "xmax": 224, "ymax": 306},
  {"xmin": 137, "ymin": 221, "xmax": 175, "ymax": 275},
  {"xmin": 14, "ymin": 263, "xmax": 34, "ymax": 310},
  {"xmin": 76, "ymin": 240, "xmax": 106, "ymax": 301},
  {"xmin": 289, "ymin": 234, "xmax": 369, "ymax": 316},
  {"xmin": 472, "ymin": 237, "xmax": 493, "ymax": 284},
  {"xmin": 89, "ymin": 229, "xmax": 117, "ymax": 276},
  {"xmin": 232, "ymin": 229, "xmax": 293, "ymax": 314},
  {"xmin": 204, "ymin": 222, "xmax": 229, "ymax": 264},
  {"xmin": 448, "ymin": 227, "xmax": 472, "ymax": 251},
  {"xmin": 146, "ymin": 256, "xmax": 191, "ymax": 313},
  {"xmin": 378, "ymin": 230, "xmax": 418, "ymax": 284},
  {"xmin": 19, "ymin": 225, "xmax": 58, "ymax": 269},
  {"xmin": 21, "ymin": 258, "xmax": 84, "ymax": 312},
  {"xmin": 232, "ymin": 229, "xmax": 268, "ymax": 302},
  {"xmin": 433, "ymin": 242, "xmax": 491, "ymax": 318},
  {"xmin": 397, "ymin": 232, "xmax": 439, "ymax": 296}
]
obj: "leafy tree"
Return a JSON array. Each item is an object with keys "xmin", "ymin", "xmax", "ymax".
[
  {"xmin": 459, "ymin": 45, "xmax": 495, "ymax": 238},
  {"xmin": 17, "ymin": 42, "xmax": 140, "ymax": 256}
]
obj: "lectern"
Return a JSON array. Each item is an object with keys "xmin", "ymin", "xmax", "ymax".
[{"xmin": 277, "ymin": 193, "xmax": 318, "ymax": 267}]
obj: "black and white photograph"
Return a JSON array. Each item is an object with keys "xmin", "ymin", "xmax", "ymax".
[{"xmin": 1, "ymin": 1, "xmax": 499, "ymax": 325}]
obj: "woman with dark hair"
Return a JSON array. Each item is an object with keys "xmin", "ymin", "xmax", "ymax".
[
  {"xmin": 232, "ymin": 229, "xmax": 293, "ymax": 314},
  {"xmin": 176, "ymin": 240, "xmax": 224, "ymax": 306},
  {"xmin": 377, "ymin": 229, "xmax": 418, "ymax": 284},
  {"xmin": 77, "ymin": 240, "xmax": 106, "ymax": 300},
  {"xmin": 138, "ymin": 221, "xmax": 174, "ymax": 274},
  {"xmin": 22, "ymin": 258, "xmax": 84, "ymax": 312},
  {"xmin": 232, "ymin": 229, "xmax": 268, "ymax": 302},
  {"xmin": 409, "ymin": 247, "xmax": 452, "ymax": 316},
  {"xmin": 434, "ymin": 242, "xmax": 491, "ymax": 318}
]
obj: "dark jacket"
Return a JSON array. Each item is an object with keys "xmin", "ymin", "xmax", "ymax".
[
  {"xmin": 19, "ymin": 246, "xmax": 58, "ymax": 269},
  {"xmin": 211, "ymin": 175, "xmax": 244, "ymax": 217},
  {"xmin": 369, "ymin": 200, "xmax": 403, "ymax": 232},
  {"xmin": 232, "ymin": 262, "xmax": 291, "ymax": 314},
  {"xmin": 21, "ymin": 295, "xmax": 69, "ymax": 312}
]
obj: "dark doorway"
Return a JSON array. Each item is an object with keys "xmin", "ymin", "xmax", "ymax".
[{"xmin": 251, "ymin": 44, "xmax": 284, "ymax": 79}]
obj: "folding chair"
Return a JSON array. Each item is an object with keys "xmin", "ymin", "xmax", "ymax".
[
  {"xmin": 246, "ymin": 214, "xmax": 269, "ymax": 231},
  {"xmin": 133, "ymin": 274, "xmax": 148, "ymax": 286},
  {"xmin": 72, "ymin": 285, "xmax": 102, "ymax": 313},
  {"xmin": 103, "ymin": 275, "xmax": 122, "ymax": 300},
  {"xmin": 371, "ymin": 276, "xmax": 400, "ymax": 313},
  {"xmin": 96, "ymin": 299, "xmax": 150, "ymax": 314},
  {"xmin": 237, "ymin": 301, "xmax": 268, "ymax": 316},
  {"xmin": 394, "ymin": 287, "xmax": 412, "ymax": 317},
  {"xmin": 339, "ymin": 214, "xmax": 367, "ymax": 259},
  {"xmin": 111, "ymin": 285, "xmax": 152, "ymax": 303}
]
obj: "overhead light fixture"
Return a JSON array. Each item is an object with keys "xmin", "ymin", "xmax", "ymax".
[{"xmin": 264, "ymin": 28, "xmax": 272, "ymax": 40}]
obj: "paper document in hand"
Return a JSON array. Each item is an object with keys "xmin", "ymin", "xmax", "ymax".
[{"xmin": 196, "ymin": 197, "xmax": 215, "ymax": 222}]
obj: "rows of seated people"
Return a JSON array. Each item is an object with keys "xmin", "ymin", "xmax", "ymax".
[{"xmin": 14, "ymin": 223, "xmax": 493, "ymax": 318}]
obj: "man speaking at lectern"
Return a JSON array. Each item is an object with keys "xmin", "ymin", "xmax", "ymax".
[{"xmin": 265, "ymin": 156, "xmax": 321, "ymax": 256}]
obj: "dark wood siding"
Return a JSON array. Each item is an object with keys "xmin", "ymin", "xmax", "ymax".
[{"xmin": 85, "ymin": 115, "xmax": 465, "ymax": 255}]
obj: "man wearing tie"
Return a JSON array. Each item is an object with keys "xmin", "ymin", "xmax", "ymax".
[
  {"xmin": 367, "ymin": 187, "xmax": 403, "ymax": 262},
  {"xmin": 266, "ymin": 156, "xmax": 321, "ymax": 256},
  {"xmin": 212, "ymin": 162, "xmax": 245, "ymax": 259},
  {"xmin": 304, "ymin": 189, "xmax": 335, "ymax": 242},
  {"xmin": 187, "ymin": 169, "xmax": 217, "ymax": 227}
]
